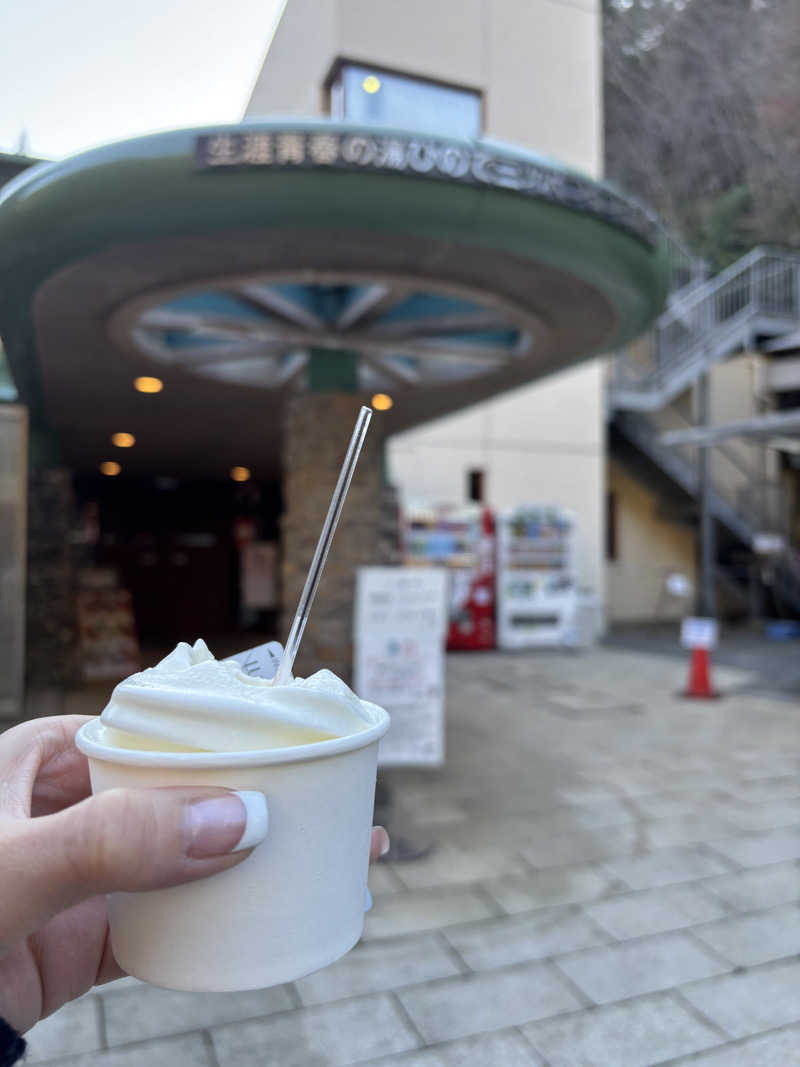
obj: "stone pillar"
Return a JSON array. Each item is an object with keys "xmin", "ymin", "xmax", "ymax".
[
  {"xmin": 26, "ymin": 467, "xmax": 82, "ymax": 687},
  {"xmin": 281, "ymin": 393, "xmax": 386, "ymax": 683}
]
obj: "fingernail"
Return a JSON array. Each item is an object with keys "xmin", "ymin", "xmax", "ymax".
[
  {"xmin": 375, "ymin": 826, "xmax": 391, "ymax": 857},
  {"xmin": 185, "ymin": 791, "xmax": 268, "ymax": 858}
]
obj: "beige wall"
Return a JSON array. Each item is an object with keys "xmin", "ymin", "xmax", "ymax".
[
  {"xmin": 388, "ymin": 361, "xmax": 605, "ymax": 598},
  {"xmin": 607, "ymin": 460, "xmax": 697, "ymax": 623},
  {"xmin": 247, "ymin": 0, "xmax": 607, "ymax": 607}
]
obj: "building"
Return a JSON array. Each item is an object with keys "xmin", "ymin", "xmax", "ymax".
[
  {"xmin": 247, "ymin": 0, "xmax": 608, "ymax": 601},
  {"xmin": 0, "ymin": 2, "xmax": 667, "ymax": 713}
]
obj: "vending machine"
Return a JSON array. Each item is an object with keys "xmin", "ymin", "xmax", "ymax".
[
  {"xmin": 496, "ymin": 505, "xmax": 588, "ymax": 649},
  {"xmin": 403, "ymin": 503, "xmax": 496, "ymax": 651}
]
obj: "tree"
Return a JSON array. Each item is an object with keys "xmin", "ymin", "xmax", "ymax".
[{"xmin": 603, "ymin": 0, "xmax": 800, "ymax": 269}]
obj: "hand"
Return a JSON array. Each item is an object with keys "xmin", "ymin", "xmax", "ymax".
[{"xmin": 0, "ymin": 715, "xmax": 389, "ymax": 1034}]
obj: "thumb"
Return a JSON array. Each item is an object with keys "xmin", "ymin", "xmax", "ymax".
[{"xmin": 1, "ymin": 787, "xmax": 267, "ymax": 943}]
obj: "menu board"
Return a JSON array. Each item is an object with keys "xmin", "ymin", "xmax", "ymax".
[{"xmin": 354, "ymin": 567, "xmax": 448, "ymax": 767}]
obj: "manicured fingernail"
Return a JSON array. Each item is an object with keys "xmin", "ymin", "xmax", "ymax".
[
  {"xmin": 185, "ymin": 791, "xmax": 268, "ymax": 858},
  {"xmin": 375, "ymin": 826, "xmax": 391, "ymax": 857}
]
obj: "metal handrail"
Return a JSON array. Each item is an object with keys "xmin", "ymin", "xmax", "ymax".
[{"xmin": 611, "ymin": 246, "xmax": 800, "ymax": 402}]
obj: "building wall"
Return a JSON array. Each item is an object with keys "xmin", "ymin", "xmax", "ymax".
[
  {"xmin": 607, "ymin": 459, "xmax": 697, "ymax": 623},
  {"xmin": 247, "ymin": 0, "xmax": 607, "ymax": 607}
]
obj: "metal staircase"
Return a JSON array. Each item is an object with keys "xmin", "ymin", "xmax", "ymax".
[
  {"xmin": 610, "ymin": 247, "xmax": 800, "ymax": 412},
  {"xmin": 609, "ymin": 244, "xmax": 800, "ymax": 615}
]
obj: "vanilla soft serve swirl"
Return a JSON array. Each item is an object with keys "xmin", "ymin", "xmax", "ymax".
[{"xmin": 98, "ymin": 640, "xmax": 371, "ymax": 752}]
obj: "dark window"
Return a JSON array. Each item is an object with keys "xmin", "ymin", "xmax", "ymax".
[
  {"xmin": 606, "ymin": 490, "xmax": 617, "ymax": 561},
  {"xmin": 468, "ymin": 469, "xmax": 484, "ymax": 503},
  {"xmin": 329, "ymin": 63, "xmax": 481, "ymax": 138}
]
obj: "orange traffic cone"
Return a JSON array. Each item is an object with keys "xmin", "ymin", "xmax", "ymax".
[{"xmin": 682, "ymin": 647, "xmax": 720, "ymax": 699}]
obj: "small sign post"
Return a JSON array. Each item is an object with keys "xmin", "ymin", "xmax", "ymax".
[
  {"xmin": 354, "ymin": 566, "xmax": 448, "ymax": 767},
  {"xmin": 680, "ymin": 616, "xmax": 720, "ymax": 699}
]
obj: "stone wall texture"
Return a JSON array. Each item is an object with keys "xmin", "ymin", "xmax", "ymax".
[
  {"xmin": 26, "ymin": 467, "xmax": 82, "ymax": 687},
  {"xmin": 281, "ymin": 394, "xmax": 390, "ymax": 683}
]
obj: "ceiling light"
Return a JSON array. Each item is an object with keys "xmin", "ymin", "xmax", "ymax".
[
  {"xmin": 362, "ymin": 75, "xmax": 381, "ymax": 94},
  {"xmin": 371, "ymin": 393, "xmax": 393, "ymax": 411},
  {"xmin": 230, "ymin": 466, "xmax": 251, "ymax": 482},
  {"xmin": 112, "ymin": 432, "xmax": 136, "ymax": 448},
  {"xmin": 100, "ymin": 461, "xmax": 121, "ymax": 476},
  {"xmin": 134, "ymin": 376, "xmax": 163, "ymax": 393}
]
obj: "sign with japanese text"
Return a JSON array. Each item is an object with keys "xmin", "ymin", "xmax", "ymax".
[
  {"xmin": 680, "ymin": 616, "xmax": 718, "ymax": 650},
  {"xmin": 195, "ymin": 130, "xmax": 656, "ymax": 246},
  {"xmin": 354, "ymin": 566, "xmax": 448, "ymax": 767}
]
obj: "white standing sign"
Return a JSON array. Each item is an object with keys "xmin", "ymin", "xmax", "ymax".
[
  {"xmin": 681, "ymin": 617, "xmax": 718, "ymax": 650},
  {"xmin": 355, "ymin": 567, "xmax": 448, "ymax": 767}
]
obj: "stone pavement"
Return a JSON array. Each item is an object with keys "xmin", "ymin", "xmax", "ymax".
[{"xmin": 16, "ymin": 641, "xmax": 800, "ymax": 1066}]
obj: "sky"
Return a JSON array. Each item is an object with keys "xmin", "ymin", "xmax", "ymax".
[{"xmin": 0, "ymin": 0, "xmax": 286, "ymax": 160}]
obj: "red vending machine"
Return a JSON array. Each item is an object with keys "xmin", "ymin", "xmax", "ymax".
[{"xmin": 403, "ymin": 504, "xmax": 496, "ymax": 651}]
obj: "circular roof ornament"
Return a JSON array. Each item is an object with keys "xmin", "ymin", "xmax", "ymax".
[{"xmin": 119, "ymin": 273, "xmax": 538, "ymax": 391}]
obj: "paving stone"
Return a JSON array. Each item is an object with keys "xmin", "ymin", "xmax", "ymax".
[
  {"xmin": 740, "ymin": 759, "xmax": 800, "ymax": 780},
  {"xmin": 721, "ymin": 800, "xmax": 800, "ymax": 833},
  {"xmin": 102, "ymin": 982, "xmax": 293, "ymax": 1045},
  {"xmin": 397, "ymin": 962, "xmax": 582, "ymax": 1044},
  {"xmin": 707, "ymin": 828, "xmax": 800, "ymax": 867},
  {"xmin": 725, "ymin": 777, "xmax": 800, "ymax": 803},
  {"xmin": 692, "ymin": 904, "xmax": 800, "ymax": 966},
  {"xmin": 668, "ymin": 1025, "xmax": 800, "ymax": 1066},
  {"xmin": 643, "ymin": 815, "xmax": 740, "ymax": 850},
  {"xmin": 368, "ymin": 863, "xmax": 405, "ymax": 896},
  {"xmin": 443, "ymin": 907, "xmax": 607, "ymax": 970},
  {"xmin": 295, "ymin": 934, "xmax": 461, "ymax": 1005},
  {"xmin": 522, "ymin": 993, "xmax": 722, "ymax": 1067},
  {"xmin": 630, "ymin": 790, "xmax": 721, "ymax": 821},
  {"xmin": 555, "ymin": 932, "xmax": 729, "ymax": 1004},
  {"xmin": 38, "ymin": 1033, "xmax": 213, "ymax": 1067},
  {"xmin": 701, "ymin": 861, "xmax": 800, "ymax": 912},
  {"xmin": 521, "ymin": 822, "xmax": 640, "ymax": 869},
  {"xmin": 482, "ymin": 864, "xmax": 618, "ymax": 914},
  {"xmin": 25, "ymin": 997, "xmax": 101, "ymax": 1063},
  {"xmin": 585, "ymin": 883, "xmax": 728, "ymax": 940},
  {"xmin": 360, "ymin": 1029, "xmax": 544, "ymax": 1066},
  {"xmin": 389, "ymin": 842, "xmax": 529, "ymax": 890},
  {"xmin": 211, "ymin": 994, "xmax": 419, "ymax": 1067},
  {"xmin": 604, "ymin": 848, "xmax": 732, "ymax": 891},
  {"xmin": 546, "ymin": 798, "xmax": 637, "ymax": 831},
  {"xmin": 395, "ymin": 797, "xmax": 470, "ymax": 828},
  {"xmin": 681, "ymin": 958, "xmax": 800, "ymax": 1039},
  {"xmin": 556, "ymin": 782, "xmax": 623, "ymax": 806},
  {"xmin": 363, "ymin": 886, "xmax": 495, "ymax": 940}
]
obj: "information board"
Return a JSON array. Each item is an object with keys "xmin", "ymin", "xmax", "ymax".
[
  {"xmin": 354, "ymin": 567, "xmax": 448, "ymax": 767},
  {"xmin": 681, "ymin": 616, "xmax": 718, "ymax": 650}
]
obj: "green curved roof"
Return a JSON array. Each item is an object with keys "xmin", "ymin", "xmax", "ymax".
[{"xmin": 0, "ymin": 120, "xmax": 669, "ymax": 477}]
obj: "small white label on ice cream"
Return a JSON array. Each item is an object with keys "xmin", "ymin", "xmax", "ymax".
[{"xmin": 228, "ymin": 641, "xmax": 284, "ymax": 680}]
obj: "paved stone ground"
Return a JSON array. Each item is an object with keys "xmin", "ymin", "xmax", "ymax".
[{"xmin": 13, "ymin": 639, "xmax": 800, "ymax": 1066}]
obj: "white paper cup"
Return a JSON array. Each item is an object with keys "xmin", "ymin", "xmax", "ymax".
[{"xmin": 75, "ymin": 701, "xmax": 389, "ymax": 992}]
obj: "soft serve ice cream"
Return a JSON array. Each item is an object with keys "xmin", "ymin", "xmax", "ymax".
[{"xmin": 98, "ymin": 639, "xmax": 372, "ymax": 753}]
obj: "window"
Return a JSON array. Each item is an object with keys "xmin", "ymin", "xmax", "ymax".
[
  {"xmin": 606, "ymin": 491, "xmax": 618, "ymax": 561},
  {"xmin": 329, "ymin": 62, "xmax": 481, "ymax": 139},
  {"xmin": 468, "ymin": 469, "xmax": 484, "ymax": 504}
]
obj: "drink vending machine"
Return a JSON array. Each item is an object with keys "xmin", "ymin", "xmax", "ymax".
[
  {"xmin": 496, "ymin": 505, "xmax": 595, "ymax": 649},
  {"xmin": 402, "ymin": 504, "xmax": 496, "ymax": 650}
]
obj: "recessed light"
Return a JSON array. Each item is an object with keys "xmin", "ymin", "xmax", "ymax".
[
  {"xmin": 230, "ymin": 466, "xmax": 251, "ymax": 482},
  {"xmin": 100, "ymin": 461, "xmax": 121, "ymax": 476},
  {"xmin": 134, "ymin": 376, "xmax": 163, "ymax": 393},
  {"xmin": 371, "ymin": 393, "xmax": 393, "ymax": 411},
  {"xmin": 362, "ymin": 75, "xmax": 381, "ymax": 94},
  {"xmin": 112, "ymin": 432, "xmax": 136, "ymax": 447}
]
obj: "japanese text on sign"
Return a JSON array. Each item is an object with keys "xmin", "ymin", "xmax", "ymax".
[
  {"xmin": 195, "ymin": 130, "xmax": 657, "ymax": 246},
  {"xmin": 354, "ymin": 567, "xmax": 448, "ymax": 767}
]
